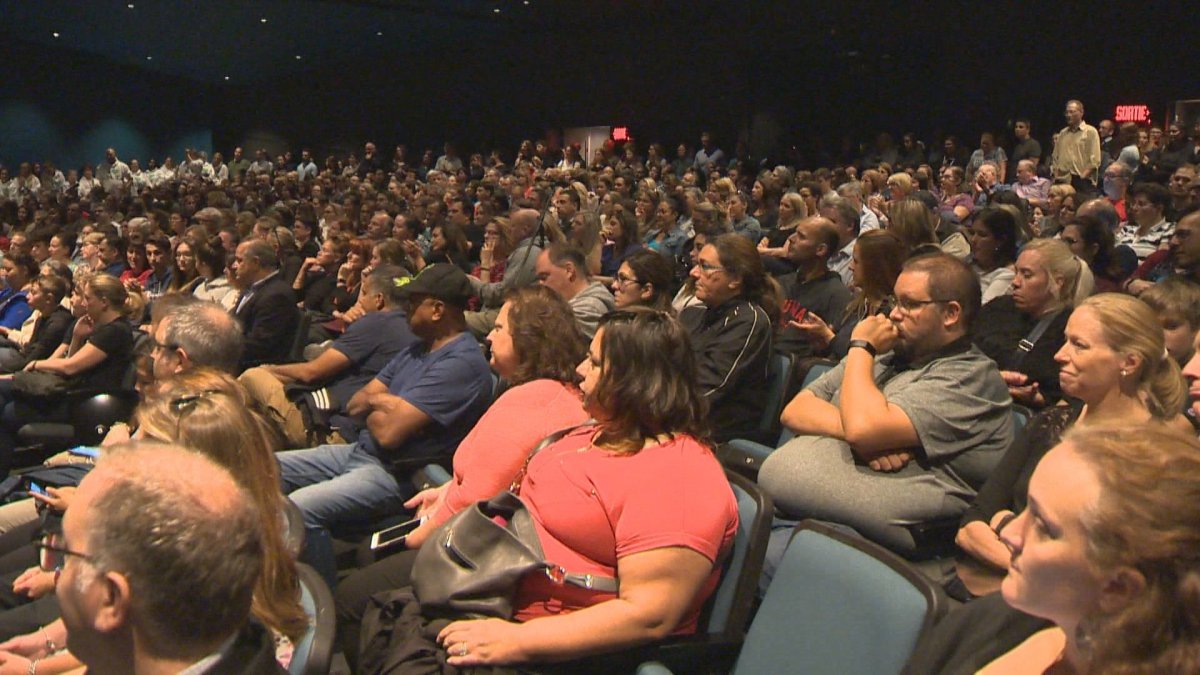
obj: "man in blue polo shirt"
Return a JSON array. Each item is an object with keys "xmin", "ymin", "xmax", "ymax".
[
  {"xmin": 277, "ymin": 264, "xmax": 493, "ymax": 530},
  {"xmin": 239, "ymin": 264, "xmax": 420, "ymax": 447}
]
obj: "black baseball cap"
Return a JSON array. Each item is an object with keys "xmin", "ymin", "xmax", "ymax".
[{"xmin": 394, "ymin": 263, "xmax": 474, "ymax": 309}]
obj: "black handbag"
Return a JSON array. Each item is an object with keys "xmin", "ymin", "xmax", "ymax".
[
  {"xmin": 409, "ymin": 424, "xmax": 616, "ymax": 620},
  {"xmin": 12, "ymin": 370, "xmax": 71, "ymax": 398}
]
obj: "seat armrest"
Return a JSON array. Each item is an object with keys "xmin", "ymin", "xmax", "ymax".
[{"xmin": 717, "ymin": 439, "xmax": 775, "ymax": 479}]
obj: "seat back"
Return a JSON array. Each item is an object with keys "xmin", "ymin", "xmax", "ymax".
[
  {"xmin": 289, "ymin": 563, "xmax": 336, "ymax": 675},
  {"xmin": 750, "ymin": 354, "xmax": 792, "ymax": 445},
  {"xmin": 1011, "ymin": 404, "xmax": 1032, "ymax": 435},
  {"xmin": 734, "ymin": 521, "xmax": 945, "ymax": 675},
  {"xmin": 699, "ymin": 471, "xmax": 773, "ymax": 640},
  {"xmin": 773, "ymin": 360, "xmax": 834, "ymax": 447},
  {"xmin": 287, "ymin": 311, "xmax": 314, "ymax": 363}
]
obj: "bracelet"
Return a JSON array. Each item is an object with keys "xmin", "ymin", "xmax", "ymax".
[
  {"xmin": 479, "ymin": 266, "xmax": 491, "ymax": 271},
  {"xmin": 847, "ymin": 339, "xmax": 877, "ymax": 357},
  {"xmin": 28, "ymin": 658, "xmax": 39, "ymax": 675},
  {"xmin": 41, "ymin": 626, "xmax": 57, "ymax": 653}
]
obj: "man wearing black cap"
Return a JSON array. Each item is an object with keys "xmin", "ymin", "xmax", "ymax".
[{"xmin": 276, "ymin": 264, "xmax": 493, "ymax": 531}]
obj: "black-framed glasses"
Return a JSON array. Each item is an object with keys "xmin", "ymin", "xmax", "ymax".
[
  {"xmin": 894, "ymin": 297, "xmax": 950, "ymax": 314},
  {"xmin": 694, "ymin": 261, "xmax": 726, "ymax": 275},
  {"xmin": 615, "ymin": 273, "xmax": 642, "ymax": 288},
  {"xmin": 35, "ymin": 532, "xmax": 91, "ymax": 574}
]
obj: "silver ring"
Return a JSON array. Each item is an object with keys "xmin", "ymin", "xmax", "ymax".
[{"xmin": 459, "ymin": 644, "xmax": 469, "ymax": 657}]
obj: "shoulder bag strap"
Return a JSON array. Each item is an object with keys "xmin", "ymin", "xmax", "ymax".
[
  {"xmin": 1011, "ymin": 308, "xmax": 1064, "ymax": 369},
  {"xmin": 508, "ymin": 421, "xmax": 596, "ymax": 493}
]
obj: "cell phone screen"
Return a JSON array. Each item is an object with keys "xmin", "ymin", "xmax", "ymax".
[{"xmin": 368, "ymin": 518, "xmax": 423, "ymax": 551}]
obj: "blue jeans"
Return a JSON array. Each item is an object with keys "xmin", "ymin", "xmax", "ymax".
[{"xmin": 277, "ymin": 443, "xmax": 408, "ymax": 530}]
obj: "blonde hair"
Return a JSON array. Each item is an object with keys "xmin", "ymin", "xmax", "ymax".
[
  {"xmin": 778, "ymin": 192, "xmax": 808, "ymax": 227},
  {"xmin": 887, "ymin": 198, "xmax": 938, "ymax": 250},
  {"xmin": 1076, "ymin": 293, "xmax": 1186, "ymax": 418},
  {"xmin": 1048, "ymin": 183, "xmax": 1077, "ymax": 201},
  {"xmin": 1020, "ymin": 238, "xmax": 1094, "ymax": 308},
  {"xmin": 1061, "ymin": 425, "xmax": 1200, "ymax": 672},
  {"xmin": 135, "ymin": 369, "xmax": 307, "ymax": 641}
]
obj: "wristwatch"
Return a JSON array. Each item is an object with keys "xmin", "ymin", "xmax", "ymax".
[{"xmin": 848, "ymin": 339, "xmax": 877, "ymax": 357}]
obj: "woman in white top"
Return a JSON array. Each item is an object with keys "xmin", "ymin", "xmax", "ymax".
[{"xmin": 968, "ymin": 207, "xmax": 1019, "ymax": 305}]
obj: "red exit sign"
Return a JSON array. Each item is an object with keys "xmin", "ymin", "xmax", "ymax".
[
  {"xmin": 1114, "ymin": 104, "xmax": 1151, "ymax": 123},
  {"xmin": 612, "ymin": 126, "xmax": 630, "ymax": 141}
]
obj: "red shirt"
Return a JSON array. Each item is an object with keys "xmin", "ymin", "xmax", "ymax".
[{"xmin": 512, "ymin": 428, "xmax": 738, "ymax": 633}]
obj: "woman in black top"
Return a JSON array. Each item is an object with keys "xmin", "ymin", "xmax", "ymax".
[
  {"xmin": 955, "ymin": 293, "xmax": 1187, "ymax": 591},
  {"xmin": 0, "ymin": 274, "xmax": 135, "ymax": 464},
  {"xmin": 972, "ymin": 238, "xmax": 1092, "ymax": 408}
]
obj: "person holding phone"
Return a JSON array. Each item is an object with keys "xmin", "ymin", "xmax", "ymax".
[{"xmin": 335, "ymin": 285, "xmax": 590, "ymax": 669}]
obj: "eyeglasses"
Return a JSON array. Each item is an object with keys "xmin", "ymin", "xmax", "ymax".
[
  {"xmin": 35, "ymin": 532, "xmax": 91, "ymax": 574},
  {"xmin": 150, "ymin": 338, "xmax": 180, "ymax": 354},
  {"xmin": 615, "ymin": 274, "xmax": 642, "ymax": 288},
  {"xmin": 694, "ymin": 261, "xmax": 726, "ymax": 275},
  {"xmin": 894, "ymin": 297, "xmax": 949, "ymax": 314}
]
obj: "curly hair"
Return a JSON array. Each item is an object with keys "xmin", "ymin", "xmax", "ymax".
[{"xmin": 503, "ymin": 285, "xmax": 588, "ymax": 387}]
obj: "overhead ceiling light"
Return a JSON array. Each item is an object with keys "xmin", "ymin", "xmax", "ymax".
[
  {"xmin": 224, "ymin": 76, "xmax": 230, "ymax": 81},
  {"xmin": 493, "ymin": 7, "xmax": 501, "ymax": 12},
  {"xmin": 52, "ymin": 31, "xmax": 60, "ymax": 38},
  {"xmin": 260, "ymin": 18, "xmax": 268, "ymax": 23},
  {"xmin": 376, "ymin": 31, "xmax": 383, "ymax": 36},
  {"xmin": 295, "ymin": 55, "xmax": 302, "ymax": 60},
  {"xmin": 127, "ymin": 3, "xmax": 134, "ymax": 8},
  {"xmin": 146, "ymin": 56, "xmax": 153, "ymax": 60}
]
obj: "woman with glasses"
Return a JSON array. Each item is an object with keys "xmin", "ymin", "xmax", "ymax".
[
  {"xmin": 384, "ymin": 308, "xmax": 736, "ymax": 670},
  {"xmin": 610, "ymin": 249, "xmax": 676, "ymax": 312},
  {"xmin": 165, "ymin": 239, "xmax": 201, "ymax": 294},
  {"xmin": 2, "ymin": 369, "xmax": 307, "ymax": 672},
  {"xmin": 680, "ymin": 233, "xmax": 776, "ymax": 442}
]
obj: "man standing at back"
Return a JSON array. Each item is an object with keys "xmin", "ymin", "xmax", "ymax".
[
  {"xmin": 1051, "ymin": 99, "xmax": 1102, "ymax": 197},
  {"xmin": 53, "ymin": 443, "xmax": 282, "ymax": 674}
]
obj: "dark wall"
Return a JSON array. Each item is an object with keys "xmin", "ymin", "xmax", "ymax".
[
  {"xmin": 0, "ymin": 40, "xmax": 213, "ymax": 171},
  {"xmin": 5, "ymin": 2, "xmax": 1195, "ymax": 172}
]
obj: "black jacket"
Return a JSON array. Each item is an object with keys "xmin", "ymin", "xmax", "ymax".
[
  {"xmin": 234, "ymin": 273, "xmax": 301, "ymax": 370},
  {"xmin": 680, "ymin": 299, "xmax": 773, "ymax": 442}
]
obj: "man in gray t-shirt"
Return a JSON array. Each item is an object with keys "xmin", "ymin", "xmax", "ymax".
[{"xmin": 759, "ymin": 254, "xmax": 1012, "ymax": 555}]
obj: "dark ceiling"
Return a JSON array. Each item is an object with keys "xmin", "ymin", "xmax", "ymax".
[{"xmin": 0, "ymin": 0, "xmax": 708, "ymax": 85}]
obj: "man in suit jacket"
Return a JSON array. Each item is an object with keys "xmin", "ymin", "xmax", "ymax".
[{"xmin": 231, "ymin": 239, "xmax": 300, "ymax": 371}]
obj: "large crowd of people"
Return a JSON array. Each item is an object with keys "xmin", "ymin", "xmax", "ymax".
[{"xmin": 0, "ymin": 97, "xmax": 1197, "ymax": 673}]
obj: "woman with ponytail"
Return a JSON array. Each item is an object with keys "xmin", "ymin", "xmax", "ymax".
[
  {"xmin": 954, "ymin": 293, "xmax": 1189, "ymax": 596},
  {"xmin": 973, "ymin": 238, "xmax": 1095, "ymax": 408}
]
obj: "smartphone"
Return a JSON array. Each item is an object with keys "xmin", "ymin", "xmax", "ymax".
[
  {"xmin": 68, "ymin": 446, "xmax": 101, "ymax": 459},
  {"xmin": 27, "ymin": 482, "xmax": 47, "ymax": 497},
  {"xmin": 368, "ymin": 517, "xmax": 423, "ymax": 551}
]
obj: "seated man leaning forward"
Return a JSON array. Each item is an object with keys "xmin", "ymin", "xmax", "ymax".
[
  {"xmin": 276, "ymin": 263, "xmax": 493, "ymax": 530},
  {"xmin": 239, "ymin": 265, "xmax": 419, "ymax": 448},
  {"xmin": 759, "ymin": 253, "xmax": 1013, "ymax": 555}
]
